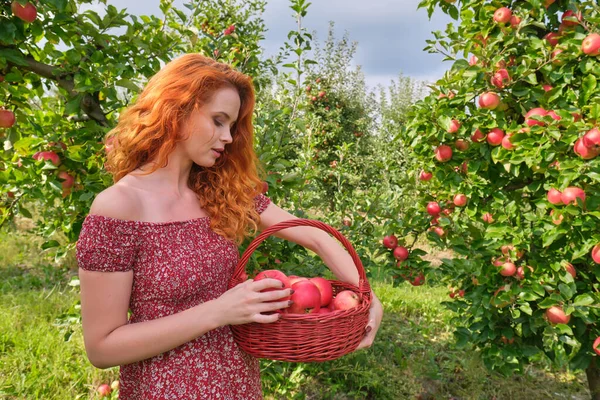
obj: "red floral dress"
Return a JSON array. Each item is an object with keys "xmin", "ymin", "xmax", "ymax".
[{"xmin": 76, "ymin": 194, "xmax": 271, "ymax": 399}]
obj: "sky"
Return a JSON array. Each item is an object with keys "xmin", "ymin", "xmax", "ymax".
[{"xmin": 88, "ymin": 0, "xmax": 454, "ymax": 90}]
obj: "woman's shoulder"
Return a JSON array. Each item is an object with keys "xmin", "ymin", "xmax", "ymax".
[{"xmin": 88, "ymin": 182, "xmax": 142, "ymax": 222}]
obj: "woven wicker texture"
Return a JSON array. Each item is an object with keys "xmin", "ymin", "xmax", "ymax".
[{"xmin": 228, "ymin": 219, "xmax": 371, "ymax": 362}]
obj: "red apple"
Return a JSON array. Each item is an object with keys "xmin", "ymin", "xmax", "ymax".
[
  {"xmin": 261, "ymin": 181, "xmax": 269, "ymax": 194},
  {"xmin": 479, "ymin": 92, "xmax": 501, "ymax": 109},
  {"xmin": 561, "ymin": 187, "xmax": 585, "ymax": 206},
  {"xmin": 426, "ymin": 201, "xmax": 441, "ymax": 216},
  {"xmin": 288, "ymin": 281, "xmax": 321, "ymax": 314},
  {"xmin": 410, "ymin": 273, "xmax": 425, "ymax": 286},
  {"xmin": 510, "ymin": 15, "xmax": 521, "ymax": 28},
  {"xmin": 469, "ymin": 55, "xmax": 479, "ymax": 66},
  {"xmin": 318, "ymin": 90, "xmax": 326, "ymax": 98},
  {"xmin": 435, "ymin": 145, "xmax": 452, "ymax": 162},
  {"xmin": 545, "ymin": 306, "xmax": 570, "ymax": 325},
  {"xmin": 591, "ymin": 244, "xmax": 600, "ymax": 264},
  {"xmin": 582, "ymin": 33, "xmax": 600, "ymax": 56},
  {"xmin": 543, "ymin": 84, "xmax": 553, "ymax": 92},
  {"xmin": 471, "ymin": 128, "xmax": 485, "ymax": 142},
  {"xmin": 455, "ymin": 139, "xmax": 469, "ymax": 151},
  {"xmin": 491, "ymin": 69, "xmax": 510, "ymax": 89},
  {"xmin": 547, "ymin": 188, "xmax": 563, "ymax": 205},
  {"xmin": 289, "ymin": 276, "xmax": 308, "ymax": 286},
  {"xmin": 594, "ymin": 337, "xmax": 600, "ymax": 356},
  {"xmin": 33, "ymin": 151, "xmax": 61, "ymax": 166},
  {"xmin": 11, "ymin": 1, "xmax": 37, "ymax": 23},
  {"xmin": 432, "ymin": 226, "xmax": 445, "ymax": 237},
  {"xmin": 393, "ymin": 245, "xmax": 409, "ymax": 261},
  {"xmin": 332, "ymin": 290, "xmax": 360, "ymax": 311},
  {"xmin": 453, "ymin": 194, "xmax": 467, "ymax": 207},
  {"xmin": 0, "ymin": 109, "xmax": 15, "ymax": 128},
  {"xmin": 447, "ymin": 119, "xmax": 461, "ymax": 134},
  {"xmin": 482, "ymin": 213, "xmax": 494, "ymax": 224},
  {"xmin": 502, "ymin": 134, "xmax": 515, "ymax": 150},
  {"xmin": 516, "ymin": 266, "xmax": 525, "ymax": 280},
  {"xmin": 550, "ymin": 209, "xmax": 563, "ymax": 225},
  {"xmin": 562, "ymin": 10, "xmax": 581, "ymax": 27},
  {"xmin": 383, "ymin": 235, "xmax": 398, "ymax": 249},
  {"xmin": 574, "ymin": 137, "xmax": 600, "ymax": 159},
  {"xmin": 58, "ymin": 171, "xmax": 75, "ymax": 189},
  {"xmin": 254, "ymin": 270, "xmax": 292, "ymax": 301},
  {"xmin": 309, "ymin": 277, "xmax": 333, "ymax": 307},
  {"xmin": 551, "ymin": 48, "xmax": 564, "ymax": 64},
  {"xmin": 110, "ymin": 380, "xmax": 120, "ymax": 391},
  {"xmin": 564, "ymin": 263, "xmax": 576, "ymax": 278},
  {"xmin": 97, "ymin": 384, "xmax": 111, "ymax": 397},
  {"xmin": 487, "ymin": 128, "xmax": 505, "ymax": 146},
  {"xmin": 499, "ymin": 262, "xmax": 516, "ymax": 277},
  {"xmin": 419, "ymin": 171, "xmax": 433, "ymax": 181},
  {"xmin": 525, "ymin": 108, "xmax": 547, "ymax": 127},
  {"xmin": 544, "ymin": 32, "xmax": 560, "ymax": 47},
  {"xmin": 582, "ymin": 128, "xmax": 600, "ymax": 149},
  {"xmin": 493, "ymin": 7, "xmax": 512, "ymax": 24}
]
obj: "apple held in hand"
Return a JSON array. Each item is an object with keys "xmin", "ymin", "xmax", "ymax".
[
  {"xmin": 332, "ymin": 290, "xmax": 360, "ymax": 311},
  {"xmin": 308, "ymin": 277, "xmax": 333, "ymax": 307},
  {"xmin": 288, "ymin": 280, "xmax": 321, "ymax": 314},
  {"xmin": 254, "ymin": 269, "xmax": 292, "ymax": 302}
]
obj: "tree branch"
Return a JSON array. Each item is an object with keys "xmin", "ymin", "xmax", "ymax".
[{"xmin": 1, "ymin": 46, "xmax": 109, "ymax": 127}]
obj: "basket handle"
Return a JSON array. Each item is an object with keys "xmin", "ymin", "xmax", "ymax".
[{"xmin": 230, "ymin": 218, "xmax": 371, "ymax": 295}]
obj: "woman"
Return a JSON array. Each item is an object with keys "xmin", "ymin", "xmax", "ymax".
[{"xmin": 76, "ymin": 53, "xmax": 383, "ymax": 399}]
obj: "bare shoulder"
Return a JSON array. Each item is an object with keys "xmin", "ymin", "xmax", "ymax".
[{"xmin": 89, "ymin": 182, "xmax": 142, "ymax": 221}]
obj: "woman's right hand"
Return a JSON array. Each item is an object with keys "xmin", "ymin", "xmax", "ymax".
[{"xmin": 212, "ymin": 279, "xmax": 293, "ymax": 326}]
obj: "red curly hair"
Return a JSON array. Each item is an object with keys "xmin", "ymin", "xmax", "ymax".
[{"xmin": 105, "ymin": 53, "xmax": 264, "ymax": 244}]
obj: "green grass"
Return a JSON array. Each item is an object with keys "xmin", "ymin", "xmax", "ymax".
[{"xmin": 0, "ymin": 229, "xmax": 592, "ymax": 399}]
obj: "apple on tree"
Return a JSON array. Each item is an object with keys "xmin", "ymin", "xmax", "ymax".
[
  {"xmin": 11, "ymin": 1, "xmax": 37, "ymax": 23},
  {"xmin": 545, "ymin": 306, "xmax": 570, "ymax": 325},
  {"xmin": 0, "ymin": 109, "xmax": 15, "ymax": 128},
  {"xmin": 582, "ymin": 33, "xmax": 600, "ymax": 56},
  {"xmin": 382, "ymin": 234, "xmax": 398, "ymax": 249}
]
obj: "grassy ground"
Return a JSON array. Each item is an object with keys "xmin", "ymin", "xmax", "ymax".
[{"xmin": 0, "ymin": 229, "xmax": 592, "ymax": 399}]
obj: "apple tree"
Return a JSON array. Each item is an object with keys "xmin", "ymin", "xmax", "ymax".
[{"xmin": 385, "ymin": 0, "xmax": 600, "ymax": 396}]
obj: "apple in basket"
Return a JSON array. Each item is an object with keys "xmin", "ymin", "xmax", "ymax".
[
  {"xmin": 309, "ymin": 277, "xmax": 333, "ymax": 306},
  {"xmin": 332, "ymin": 290, "xmax": 360, "ymax": 311},
  {"xmin": 287, "ymin": 280, "xmax": 321, "ymax": 314},
  {"xmin": 254, "ymin": 270, "xmax": 292, "ymax": 303},
  {"xmin": 288, "ymin": 275, "xmax": 308, "ymax": 285}
]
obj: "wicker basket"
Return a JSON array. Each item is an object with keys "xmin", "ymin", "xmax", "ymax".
[{"xmin": 228, "ymin": 218, "xmax": 371, "ymax": 362}]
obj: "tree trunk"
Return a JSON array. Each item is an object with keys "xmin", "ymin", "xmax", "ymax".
[{"xmin": 587, "ymin": 357, "xmax": 600, "ymax": 400}]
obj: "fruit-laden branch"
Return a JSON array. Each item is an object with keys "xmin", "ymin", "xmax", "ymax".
[{"xmin": 1, "ymin": 46, "xmax": 109, "ymax": 127}]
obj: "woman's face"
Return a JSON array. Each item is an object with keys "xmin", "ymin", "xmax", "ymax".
[{"xmin": 179, "ymin": 86, "xmax": 241, "ymax": 168}]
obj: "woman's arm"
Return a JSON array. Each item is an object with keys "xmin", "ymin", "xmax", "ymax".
[
  {"xmin": 80, "ymin": 269, "xmax": 291, "ymax": 369},
  {"xmin": 258, "ymin": 202, "xmax": 383, "ymax": 349}
]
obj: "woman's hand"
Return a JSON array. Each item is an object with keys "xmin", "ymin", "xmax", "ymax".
[
  {"xmin": 212, "ymin": 278, "xmax": 293, "ymax": 326},
  {"xmin": 356, "ymin": 292, "xmax": 383, "ymax": 350}
]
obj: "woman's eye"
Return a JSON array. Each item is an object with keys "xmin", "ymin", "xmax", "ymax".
[{"xmin": 214, "ymin": 119, "xmax": 223, "ymax": 127}]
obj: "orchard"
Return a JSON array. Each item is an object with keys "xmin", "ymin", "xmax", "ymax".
[
  {"xmin": 1, "ymin": 0, "xmax": 599, "ymax": 398},
  {"xmin": 385, "ymin": 0, "xmax": 600, "ymax": 397}
]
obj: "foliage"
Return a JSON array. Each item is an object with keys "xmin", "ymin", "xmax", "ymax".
[{"xmin": 388, "ymin": 0, "xmax": 600, "ymax": 387}]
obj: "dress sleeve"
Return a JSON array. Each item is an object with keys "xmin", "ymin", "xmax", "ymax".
[
  {"xmin": 76, "ymin": 215, "xmax": 139, "ymax": 272},
  {"xmin": 254, "ymin": 193, "xmax": 271, "ymax": 214}
]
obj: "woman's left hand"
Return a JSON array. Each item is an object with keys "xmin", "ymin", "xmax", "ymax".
[{"xmin": 356, "ymin": 292, "xmax": 383, "ymax": 350}]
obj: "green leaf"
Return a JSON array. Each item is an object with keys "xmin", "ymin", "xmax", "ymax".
[
  {"xmin": 41, "ymin": 240, "xmax": 60, "ymax": 249},
  {"xmin": 582, "ymin": 75, "xmax": 597, "ymax": 104},
  {"xmin": 0, "ymin": 48, "xmax": 28, "ymax": 66},
  {"xmin": 573, "ymin": 293, "xmax": 595, "ymax": 306},
  {"xmin": 116, "ymin": 79, "xmax": 141, "ymax": 93}
]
